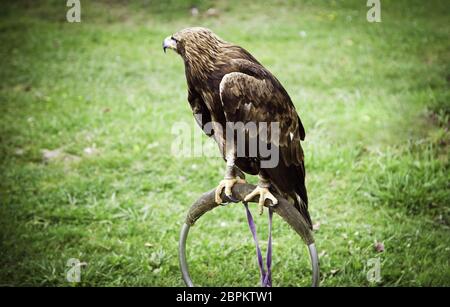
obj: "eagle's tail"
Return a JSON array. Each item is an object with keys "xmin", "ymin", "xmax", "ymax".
[
  {"xmin": 293, "ymin": 163, "xmax": 312, "ymax": 229},
  {"xmin": 294, "ymin": 192, "xmax": 312, "ymax": 230}
]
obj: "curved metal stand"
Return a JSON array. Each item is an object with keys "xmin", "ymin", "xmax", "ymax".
[
  {"xmin": 178, "ymin": 183, "xmax": 320, "ymax": 287},
  {"xmin": 179, "ymin": 223, "xmax": 194, "ymax": 287}
]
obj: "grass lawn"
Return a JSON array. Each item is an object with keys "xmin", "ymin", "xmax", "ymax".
[{"xmin": 0, "ymin": 0, "xmax": 449, "ymax": 286}]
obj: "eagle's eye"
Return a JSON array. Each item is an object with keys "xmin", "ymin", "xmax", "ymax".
[{"xmin": 171, "ymin": 36, "xmax": 179, "ymax": 42}]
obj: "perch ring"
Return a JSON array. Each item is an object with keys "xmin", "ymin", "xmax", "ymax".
[{"xmin": 178, "ymin": 183, "xmax": 319, "ymax": 287}]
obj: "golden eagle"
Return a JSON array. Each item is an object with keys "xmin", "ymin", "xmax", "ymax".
[{"xmin": 163, "ymin": 27, "xmax": 312, "ymax": 228}]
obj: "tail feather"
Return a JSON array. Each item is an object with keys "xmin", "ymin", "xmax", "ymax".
[
  {"xmin": 293, "ymin": 163, "xmax": 312, "ymax": 229},
  {"xmin": 294, "ymin": 193, "xmax": 312, "ymax": 230}
]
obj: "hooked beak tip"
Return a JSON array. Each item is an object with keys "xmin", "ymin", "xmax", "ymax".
[{"xmin": 163, "ymin": 37, "xmax": 177, "ymax": 54}]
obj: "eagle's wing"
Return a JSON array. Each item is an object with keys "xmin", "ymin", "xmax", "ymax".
[
  {"xmin": 219, "ymin": 59, "xmax": 311, "ymax": 227},
  {"xmin": 188, "ymin": 87, "xmax": 213, "ymax": 137},
  {"xmin": 220, "ymin": 59, "xmax": 305, "ymax": 164}
]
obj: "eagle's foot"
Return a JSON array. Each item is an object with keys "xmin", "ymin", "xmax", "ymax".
[
  {"xmin": 215, "ymin": 177, "xmax": 246, "ymax": 204},
  {"xmin": 244, "ymin": 186, "xmax": 278, "ymax": 215}
]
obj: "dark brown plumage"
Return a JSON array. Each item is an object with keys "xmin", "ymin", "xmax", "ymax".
[{"xmin": 164, "ymin": 27, "xmax": 312, "ymax": 228}]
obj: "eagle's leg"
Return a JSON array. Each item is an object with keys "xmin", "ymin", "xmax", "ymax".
[
  {"xmin": 214, "ymin": 156, "xmax": 246, "ymax": 204},
  {"xmin": 244, "ymin": 174, "xmax": 278, "ymax": 215}
]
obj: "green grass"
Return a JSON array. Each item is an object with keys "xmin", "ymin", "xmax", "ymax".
[{"xmin": 0, "ymin": 0, "xmax": 449, "ymax": 286}]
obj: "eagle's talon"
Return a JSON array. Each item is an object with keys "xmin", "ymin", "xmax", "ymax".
[
  {"xmin": 214, "ymin": 177, "xmax": 246, "ymax": 204},
  {"xmin": 258, "ymin": 203, "xmax": 264, "ymax": 215},
  {"xmin": 244, "ymin": 186, "xmax": 278, "ymax": 215}
]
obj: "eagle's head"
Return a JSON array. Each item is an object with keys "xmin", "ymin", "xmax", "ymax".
[
  {"xmin": 163, "ymin": 27, "xmax": 224, "ymax": 57},
  {"xmin": 163, "ymin": 27, "xmax": 231, "ymax": 79}
]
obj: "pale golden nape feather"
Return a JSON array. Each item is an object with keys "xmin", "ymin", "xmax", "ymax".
[{"xmin": 172, "ymin": 27, "xmax": 234, "ymax": 79}]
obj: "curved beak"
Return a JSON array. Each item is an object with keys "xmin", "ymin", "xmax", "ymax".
[{"xmin": 163, "ymin": 36, "xmax": 177, "ymax": 54}]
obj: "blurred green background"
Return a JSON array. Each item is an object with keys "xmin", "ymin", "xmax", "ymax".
[{"xmin": 0, "ymin": 0, "xmax": 449, "ymax": 286}]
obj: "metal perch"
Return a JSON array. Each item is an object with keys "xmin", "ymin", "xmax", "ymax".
[{"xmin": 178, "ymin": 183, "xmax": 320, "ymax": 287}]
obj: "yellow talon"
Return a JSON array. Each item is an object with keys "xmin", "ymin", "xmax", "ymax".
[
  {"xmin": 215, "ymin": 177, "xmax": 246, "ymax": 204},
  {"xmin": 244, "ymin": 186, "xmax": 278, "ymax": 215}
]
